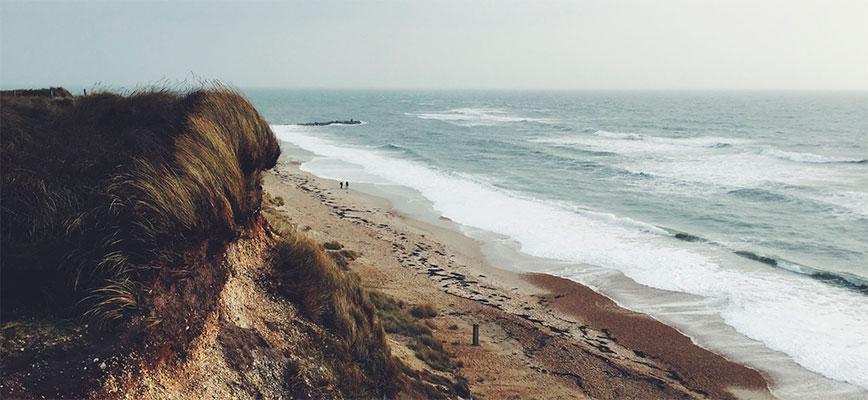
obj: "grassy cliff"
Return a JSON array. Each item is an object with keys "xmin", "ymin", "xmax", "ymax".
[
  {"xmin": 0, "ymin": 88, "xmax": 462, "ymax": 398},
  {"xmin": 1, "ymin": 87, "xmax": 279, "ymax": 321}
]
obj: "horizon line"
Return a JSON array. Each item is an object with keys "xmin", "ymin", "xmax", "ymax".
[{"xmin": 2, "ymin": 82, "xmax": 867, "ymax": 93}]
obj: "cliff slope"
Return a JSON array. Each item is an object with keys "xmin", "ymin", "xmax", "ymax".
[{"xmin": 0, "ymin": 88, "xmax": 463, "ymax": 399}]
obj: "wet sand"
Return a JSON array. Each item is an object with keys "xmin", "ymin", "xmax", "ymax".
[{"xmin": 527, "ymin": 273, "xmax": 772, "ymax": 399}]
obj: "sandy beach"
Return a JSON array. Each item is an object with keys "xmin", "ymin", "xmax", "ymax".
[{"xmin": 264, "ymin": 157, "xmax": 774, "ymax": 400}]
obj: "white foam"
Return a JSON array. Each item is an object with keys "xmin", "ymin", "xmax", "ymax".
[
  {"xmin": 777, "ymin": 260, "xmax": 808, "ymax": 274},
  {"xmin": 761, "ymin": 149, "xmax": 867, "ymax": 164},
  {"xmin": 533, "ymin": 132, "xmax": 866, "ymax": 191},
  {"xmin": 532, "ymin": 131, "xmax": 750, "ymax": 154},
  {"xmin": 624, "ymin": 153, "xmax": 844, "ymax": 188},
  {"xmin": 619, "ymin": 152, "xmax": 868, "ymax": 220},
  {"xmin": 408, "ymin": 107, "xmax": 555, "ymax": 127},
  {"xmin": 811, "ymin": 190, "xmax": 868, "ymax": 220},
  {"xmin": 272, "ymin": 124, "xmax": 868, "ymax": 391}
]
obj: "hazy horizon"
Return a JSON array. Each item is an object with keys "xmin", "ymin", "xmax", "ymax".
[{"xmin": 2, "ymin": 0, "xmax": 867, "ymax": 90}]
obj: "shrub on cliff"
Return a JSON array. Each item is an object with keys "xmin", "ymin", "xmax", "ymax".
[
  {"xmin": 0, "ymin": 87, "xmax": 280, "ymax": 322},
  {"xmin": 271, "ymin": 231, "xmax": 401, "ymax": 397}
]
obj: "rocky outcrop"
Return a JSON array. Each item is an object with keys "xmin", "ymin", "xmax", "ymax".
[{"xmin": 298, "ymin": 119, "xmax": 362, "ymax": 126}]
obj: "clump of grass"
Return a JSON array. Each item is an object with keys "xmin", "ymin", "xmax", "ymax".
[
  {"xmin": 410, "ymin": 335, "xmax": 453, "ymax": 372},
  {"xmin": 369, "ymin": 292, "xmax": 456, "ymax": 373},
  {"xmin": 370, "ymin": 292, "xmax": 429, "ymax": 337},
  {"xmin": 410, "ymin": 303, "xmax": 438, "ymax": 319},
  {"xmin": 338, "ymin": 249, "xmax": 359, "ymax": 260},
  {"xmin": 0, "ymin": 86, "xmax": 280, "ymax": 323},
  {"xmin": 331, "ymin": 250, "xmax": 359, "ymax": 270},
  {"xmin": 322, "ymin": 241, "xmax": 343, "ymax": 250},
  {"xmin": 316, "ymin": 240, "xmax": 360, "ymax": 269}
]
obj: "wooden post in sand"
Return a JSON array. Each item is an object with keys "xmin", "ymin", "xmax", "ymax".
[{"xmin": 472, "ymin": 323, "xmax": 480, "ymax": 346}]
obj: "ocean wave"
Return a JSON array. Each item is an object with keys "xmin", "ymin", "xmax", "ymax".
[
  {"xmin": 761, "ymin": 149, "xmax": 867, "ymax": 164},
  {"xmin": 810, "ymin": 191, "xmax": 868, "ymax": 220},
  {"xmin": 272, "ymin": 124, "xmax": 868, "ymax": 389},
  {"xmin": 727, "ymin": 188, "xmax": 791, "ymax": 202},
  {"xmin": 408, "ymin": 107, "xmax": 556, "ymax": 127},
  {"xmin": 623, "ymin": 152, "xmax": 850, "ymax": 190},
  {"xmin": 533, "ymin": 132, "xmax": 865, "ymax": 208},
  {"xmin": 592, "ymin": 130, "xmax": 643, "ymax": 140},
  {"xmin": 538, "ymin": 133, "xmax": 867, "ymax": 221},
  {"xmin": 726, "ymin": 187, "xmax": 868, "ymax": 222},
  {"xmin": 660, "ymin": 224, "xmax": 868, "ymax": 294},
  {"xmin": 658, "ymin": 227, "xmax": 708, "ymax": 243},
  {"xmin": 531, "ymin": 131, "xmax": 750, "ymax": 154},
  {"xmin": 372, "ymin": 143, "xmax": 426, "ymax": 160},
  {"xmin": 376, "ymin": 143, "xmax": 408, "ymax": 151},
  {"xmin": 734, "ymin": 251, "xmax": 868, "ymax": 295}
]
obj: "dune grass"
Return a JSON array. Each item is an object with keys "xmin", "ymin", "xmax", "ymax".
[
  {"xmin": 270, "ymin": 230, "xmax": 401, "ymax": 397},
  {"xmin": 0, "ymin": 86, "xmax": 279, "ymax": 323}
]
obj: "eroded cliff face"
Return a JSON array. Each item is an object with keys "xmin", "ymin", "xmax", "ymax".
[
  {"xmin": 107, "ymin": 217, "xmax": 466, "ymax": 399},
  {"xmin": 3, "ymin": 215, "xmax": 464, "ymax": 399},
  {"xmin": 101, "ymin": 219, "xmax": 378, "ymax": 399}
]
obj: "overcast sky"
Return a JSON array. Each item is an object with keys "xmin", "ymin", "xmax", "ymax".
[{"xmin": 1, "ymin": 0, "xmax": 866, "ymax": 90}]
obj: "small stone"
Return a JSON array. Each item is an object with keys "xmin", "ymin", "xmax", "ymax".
[
  {"xmin": 99, "ymin": 362, "xmax": 107, "ymax": 370},
  {"xmin": 93, "ymin": 358, "xmax": 99, "ymax": 362}
]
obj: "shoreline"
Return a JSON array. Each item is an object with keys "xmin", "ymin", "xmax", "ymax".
[
  {"xmin": 270, "ymin": 123, "xmax": 868, "ymax": 399},
  {"xmin": 264, "ymin": 157, "xmax": 773, "ymax": 399}
]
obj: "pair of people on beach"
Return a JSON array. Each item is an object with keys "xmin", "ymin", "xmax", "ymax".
[{"xmin": 340, "ymin": 181, "xmax": 349, "ymax": 189}]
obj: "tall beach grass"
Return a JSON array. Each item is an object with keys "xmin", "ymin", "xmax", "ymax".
[{"xmin": 0, "ymin": 87, "xmax": 279, "ymax": 322}]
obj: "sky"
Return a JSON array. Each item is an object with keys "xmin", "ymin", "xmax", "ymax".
[{"xmin": 1, "ymin": 0, "xmax": 866, "ymax": 90}]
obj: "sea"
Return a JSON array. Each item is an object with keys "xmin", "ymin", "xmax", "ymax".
[{"xmin": 245, "ymin": 89, "xmax": 868, "ymax": 399}]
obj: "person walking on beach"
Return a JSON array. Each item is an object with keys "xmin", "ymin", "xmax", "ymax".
[
  {"xmin": 340, "ymin": 181, "xmax": 344, "ymax": 189},
  {"xmin": 345, "ymin": 181, "xmax": 349, "ymax": 189}
]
